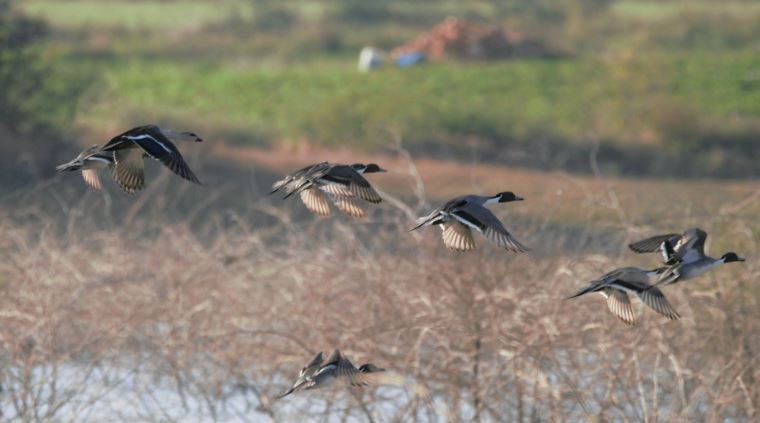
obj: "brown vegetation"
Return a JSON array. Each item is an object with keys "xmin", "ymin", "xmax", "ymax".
[{"xmin": 0, "ymin": 153, "xmax": 758, "ymax": 421}]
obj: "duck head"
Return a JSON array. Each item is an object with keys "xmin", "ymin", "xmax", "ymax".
[
  {"xmin": 358, "ymin": 363, "xmax": 385, "ymax": 373},
  {"xmin": 721, "ymin": 252, "xmax": 745, "ymax": 263},
  {"xmin": 160, "ymin": 128, "xmax": 203, "ymax": 142},
  {"xmin": 351, "ymin": 163, "xmax": 386, "ymax": 174},
  {"xmin": 496, "ymin": 191, "xmax": 524, "ymax": 203}
]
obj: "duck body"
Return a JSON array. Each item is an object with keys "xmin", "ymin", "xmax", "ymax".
[
  {"xmin": 99, "ymin": 124, "xmax": 203, "ymax": 194},
  {"xmin": 568, "ymin": 266, "xmax": 680, "ymax": 324},
  {"xmin": 657, "ymin": 252, "xmax": 745, "ymax": 286}
]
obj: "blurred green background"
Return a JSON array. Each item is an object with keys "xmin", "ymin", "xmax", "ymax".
[{"xmin": 2, "ymin": 0, "xmax": 760, "ymax": 187}]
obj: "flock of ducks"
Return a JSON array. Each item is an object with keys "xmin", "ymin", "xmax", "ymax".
[
  {"xmin": 568, "ymin": 228, "xmax": 745, "ymax": 324},
  {"xmin": 56, "ymin": 124, "xmax": 747, "ymax": 398}
]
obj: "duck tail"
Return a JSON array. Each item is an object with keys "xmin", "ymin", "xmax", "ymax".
[
  {"xmin": 408, "ymin": 212, "xmax": 438, "ymax": 232},
  {"xmin": 408, "ymin": 220, "xmax": 427, "ymax": 232},
  {"xmin": 283, "ymin": 180, "xmax": 311, "ymax": 199},
  {"xmin": 565, "ymin": 283, "xmax": 596, "ymax": 300},
  {"xmin": 55, "ymin": 161, "xmax": 79, "ymax": 172},
  {"xmin": 276, "ymin": 387, "xmax": 294, "ymax": 399}
]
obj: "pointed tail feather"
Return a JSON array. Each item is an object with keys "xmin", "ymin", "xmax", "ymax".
[
  {"xmin": 565, "ymin": 284, "xmax": 596, "ymax": 300},
  {"xmin": 56, "ymin": 162, "xmax": 79, "ymax": 172},
  {"xmin": 409, "ymin": 212, "xmax": 438, "ymax": 232},
  {"xmin": 276, "ymin": 388, "xmax": 295, "ymax": 399}
]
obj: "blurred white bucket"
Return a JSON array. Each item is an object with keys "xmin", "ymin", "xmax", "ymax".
[{"xmin": 358, "ymin": 47, "xmax": 384, "ymax": 72}]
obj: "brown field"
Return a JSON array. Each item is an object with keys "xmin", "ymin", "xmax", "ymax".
[{"xmin": 0, "ymin": 149, "xmax": 758, "ymax": 421}]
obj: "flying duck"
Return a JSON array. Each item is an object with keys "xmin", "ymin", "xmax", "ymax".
[
  {"xmin": 629, "ymin": 228, "xmax": 745, "ymax": 286},
  {"xmin": 270, "ymin": 162, "xmax": 386, "ymax": 218},
  {"xmin": 409, "ymin": 192, "xmax": 528, "ymax": 252},
  {"xmin": 567, "ymin": 266, "xmax": 681, "ymax": 324},
  {"xmin": 100, "ymin": 125, "xmax": 203, "ymax": 194},
  {"xmin": 278, "ymin": 350, "xmax": 401, "ymax": 399},
  {"xmin": 56, "ymin": 145, "xmax": 114, "ymax": 191}
]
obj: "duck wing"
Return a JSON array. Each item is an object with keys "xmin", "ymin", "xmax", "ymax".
[
  {"xmin": 130, "ymin": 133, "xmax": 201, "ymax": 184},
  {"xmin": 638, "ymin": 287, "xmax": 680, "ymax": 320},
  {"xmin": 332, "ymin": 196, "xmax": 367, "ymax": 218},
  {"xmin": 452, "ymin": 203, "xmax": 528, "ymax": 252},
  {"xmin": 81, "ymin": 169, "xmax": 102, "ymax": 191},
  {"xmin": 321, "ymin": 165, "xmax": 382, "ymax": 203},
  {"xmin": 628, "ymin": 233, "xmax": 680, "ymax": 254},
  {"xmin": 299, "ymin": 188, "xmax": 331, "ymax": 216},
  {"xmin": 331, "ymin": 355, "xmax": 397, "ymax": 388},
  {"xmin": 101, "ymin": 125, "xmax": 154, "ymax": 150},
  {"xmin": 676, "ymin": 228, "xmax": 707, "ymax": 264},
  {"xmin": 603, "ymin": 289, "xmax": 637, "ymax": 325},
  {"xmin": 440, "ymin": 221, "xmax": 477, "ymax": 251},
  {"xmin": 110, "ymin": 148, "xmax": 146, "ymax": 195}
]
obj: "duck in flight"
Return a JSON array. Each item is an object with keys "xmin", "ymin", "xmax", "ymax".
[
  {"xmin": 409, "ymin": 192, "xmax": 528, "ymax": 252},
  {"xmin": 100, "ymin": 124, "xmax": 203, "ymax": 194},
  {"xmin": 278, "ymin": 350, "xmax": 402, "ymax": 399},
  {"xmin": 56, "ymin": 145, "xmax": 114, "ymax": 191},
  {"xmin": 270, "ymin": 162, "xmax": 386, "ymax": 218},
  {"xmin": 629, "ymin": 228, "xmax": 745, "ymax": 286},
  {"xmin": 567, "ymin": 266, "xmax": 681, "ymax": 324}
]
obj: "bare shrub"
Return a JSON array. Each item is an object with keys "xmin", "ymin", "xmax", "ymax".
[{"xmin": 0, "ymin": 163, "xmax": 757, "ymax": 421}]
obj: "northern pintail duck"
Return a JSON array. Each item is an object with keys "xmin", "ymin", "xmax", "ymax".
[
  {"xmin": 56, "ymin": 145, "xmax": 114, "ymax": 190},
  {"xmin": 409, "ymin": 192, "xmax": 528, "ymax": 252},
  {"xmin": 270, "ymin": 162, "xmax": 386, "ymax": 218},
  {"xmin": 278, "ymin": 349, "xmax": 401, "ymax": 399},
  {"xmin": 100, "ymin": 125, "xmax": 203, "ymax": 194},
  {"xmin": 567, "ymin": 266, "xmax": 681, "ymax": 324},
  {"xmin": 630, "ymin": 228, "xmax": 745, "ymax": 286}
]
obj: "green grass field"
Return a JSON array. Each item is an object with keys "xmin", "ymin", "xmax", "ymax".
[
  {"xmin": 76, "ymin": 51, "xmax": 760, "ymax": 149},
  {"xmin": 611, "ymin": 0, "xmax": 760, "ymax": 21},
  {"xmin": 21, "ymin": 0, "xmax": 247, "ymax": 30},
  {"xmin": 13, "ymin": 0, "xmax": 760, "ymax": 177}
]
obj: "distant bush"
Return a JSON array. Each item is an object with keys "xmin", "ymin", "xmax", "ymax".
[
  {"xmin": 252, "ymin": 2, "xmax": 297, "ymax": 33},
  {"xmin": 334, "ymin": 0, "xmax": 393, "ymax": 24},
  {"xmin": 0, "ymin": 0, "xmax": 90, "ymax": 189},
  {"xmin": 649, "ymin": 11, "xmax": 760, "ymax": 49}
]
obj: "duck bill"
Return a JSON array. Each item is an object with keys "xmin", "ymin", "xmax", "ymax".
[{"xmin": 514, "ymin": 196, "xmax": 524, "ymax": 201}]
